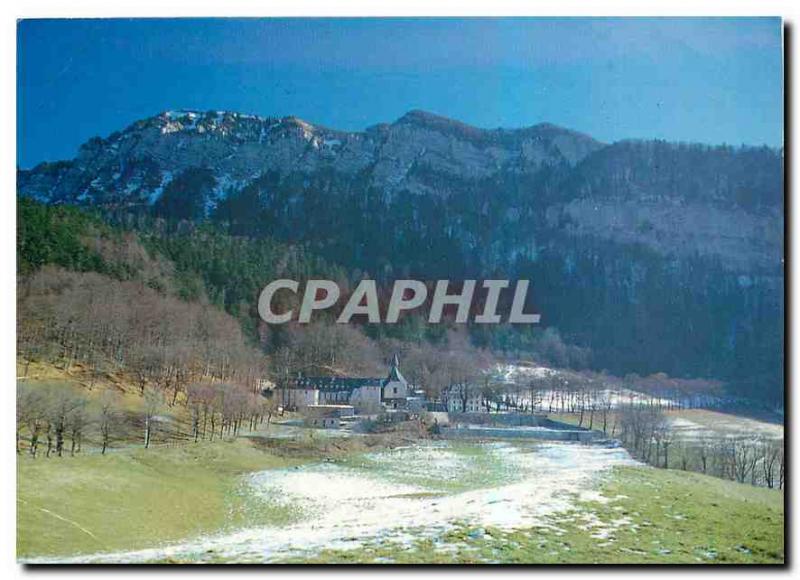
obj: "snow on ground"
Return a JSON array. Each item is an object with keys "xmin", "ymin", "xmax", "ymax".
[
  {"xmin": 147, "ymin": 171, "xmax": 173, "ymax": 204},
  {"xmin": 668, "ymin": 417, "xmax": 713, "ymax": 440},
  {"xmin": 26, "ymin": 441, "xmax": 639, "ymax": 564},
  {"xmin": 667, "ymin": 411, "xmax": 783, "ymax": 441},
  {"xmin": 495, "ymin": 363, "xmax": 554, "ymax": 381},
  {"xmin": 495, "ymin": 364, "xmax": 676, "ymax": 409},
  {"xmin": 497, "ymin": 365, "xmax": 783, "ymax": 441}
]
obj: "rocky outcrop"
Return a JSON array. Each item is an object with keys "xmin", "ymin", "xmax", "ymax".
[
  {"xmin": 18, "ymin": 109, "xmax": 602, "ymax": 206},
  {"xmin": 16, "ymin": 109, "xmax": 785, "ymax": 401},
  {"xmin": 18, "ymin": 109, "xmax": 782, "ymax": 274}
]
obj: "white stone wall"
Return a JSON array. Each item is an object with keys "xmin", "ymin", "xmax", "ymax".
[
  {"xmin": 350, "ymin": 385, "xmax": 382, "ymax": 413},
  {"xmin": 447, "ymin": 394, "xmax": 484, "ymax": 413},
  {"xmin": 383, "ymin": 379, "xmax": 408, "ymax": 401},
  {"xmin": 285, "ymin": 388, "xmax": 319, "ymax": 409}
]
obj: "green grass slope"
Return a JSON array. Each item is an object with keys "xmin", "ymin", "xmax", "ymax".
[
  {"xmin": 291, "ymin": 466, "xmax": 784, "ymax": 564},
  {"xmin": 17, "ymin": 438, "xmax": 304, "ymax": 559}
]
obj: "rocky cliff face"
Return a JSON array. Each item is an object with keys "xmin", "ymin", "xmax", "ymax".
[
  {"xmin": 19, "ymin": 109, "xmax": 600, "ymax": 203},
  {"xmin": 18, "ymin": 109, "xmax": 781, "ymax": 274},
  {"xmin": 17, "ymin": 110, "xmax": 784, "ymax": 400}
]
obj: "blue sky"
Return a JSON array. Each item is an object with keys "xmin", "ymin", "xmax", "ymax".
[{"xmin": 17, "ymin": 17, "xmax": 783, "ymax": 168}]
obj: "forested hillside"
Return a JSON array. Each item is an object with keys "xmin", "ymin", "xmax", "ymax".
[
  {"xmin": 16, "ymin": 199, "xmax": 497, "ymax": 402},
  {"xmin": 17, "ymin": 110, "xmax": 784, "ymax": 406},
  {"xmin": 17, "ymin": 199, "xmax": 265, "ymax": 404}
]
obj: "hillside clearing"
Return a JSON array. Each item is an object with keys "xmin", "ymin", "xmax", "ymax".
[
  {"xmin": 20, "ymin": 439, "xmax": 782, "ymax": 565},
  {"xmin": 549, "ymin": 408, "xmax": 784, "ymax": 441},
  {"xmin": 17, "ymin": 438, "xmax": 305, "ymax": 559}
]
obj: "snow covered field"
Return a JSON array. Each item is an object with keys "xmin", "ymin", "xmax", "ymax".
[
  {"xmin": 495, "ymin": 364, "xmax": 679, "ymax": 408},
  {"xmin": 667, "ymin": 410, "xmax": 784, "ymax": 441},
  {"xmin": 27, "ymin": 441, "xmax": 638, "ymax": 564}
]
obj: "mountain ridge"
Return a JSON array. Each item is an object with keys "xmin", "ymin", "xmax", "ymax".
[
  {"xmin": 18, "ymin": 108, "xmax": 607, "ymax": 219},
  {"xmin": 18, "ymin": 109, "xmax": 782, "ymax": 273},
  {"xmin": 16, "ymin": 108, "xmax": 784, "ymax": 403}
]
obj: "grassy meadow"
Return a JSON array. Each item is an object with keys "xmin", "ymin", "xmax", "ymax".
[
  {"xmin": 17, "ymin": 438, "xmax": 307, "ymax": 559},
  {"xmin": 16, "ymin": 362, "xmax": 784, "ymax": 565},
  {"xmin": 288, "ymin": 466, "xmax": 784, "ymax": 564},
  {"xmin": 18, "ymin": 436, "xmax": 784, "ymax": 564}
]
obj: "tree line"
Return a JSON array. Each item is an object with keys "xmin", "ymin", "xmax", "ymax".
[
  {"xmin": 614, "ymin": 404, "xmax": 784, "ymax": 490},
  {"xmin": 17, "ymin": 379, "xmax": 276, "ymax": 457},
  {"xmin": 18, "ymin": 266, "xmax": 266, "ymax": 402}
]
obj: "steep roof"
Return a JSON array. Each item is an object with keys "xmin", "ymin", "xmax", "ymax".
[
  {"xmin": 288, "ymin": 354, "xmax": 408, "ymax": 392},
  {"xmin": 386, "ymin": 354, "xmax": 407, "ymax": 385},
  {"xmin": 293, "ymin": 376, "xmax": 382, "ymax": 392}
]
